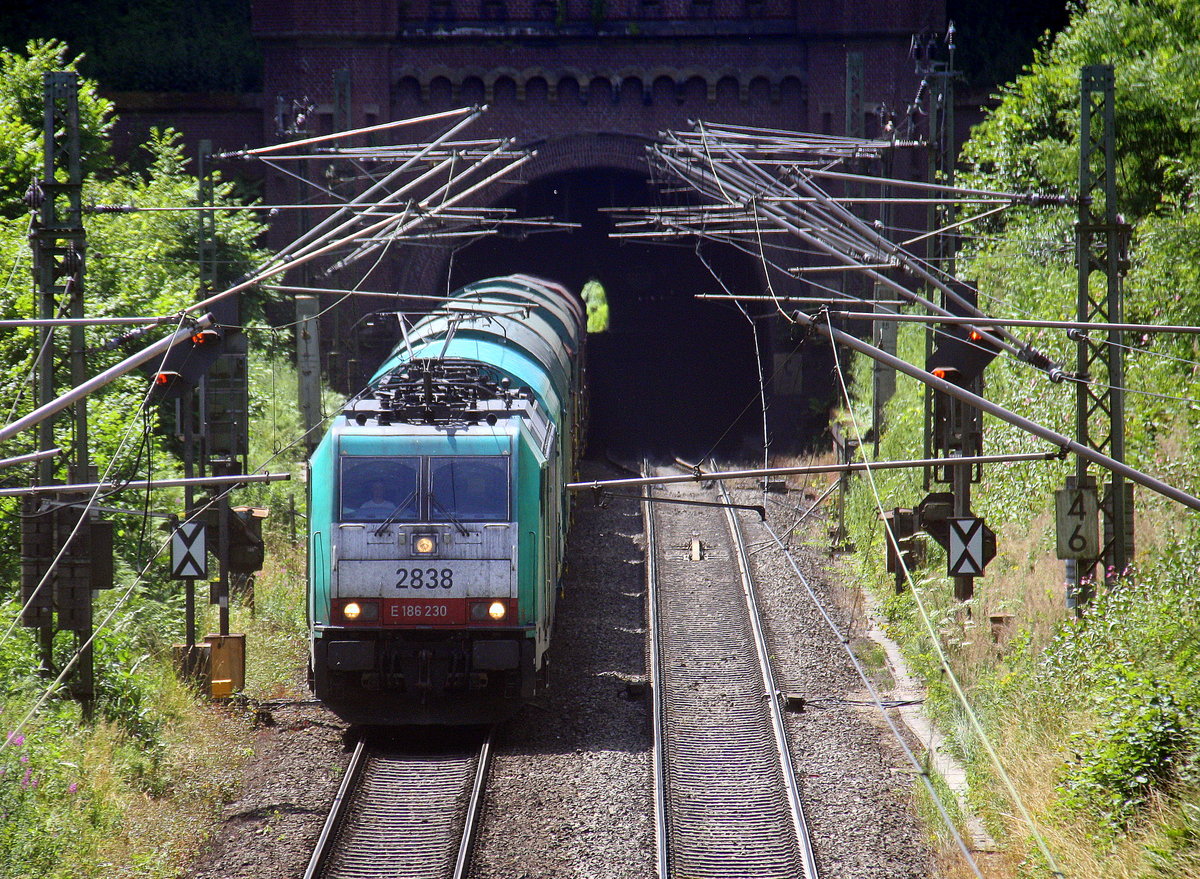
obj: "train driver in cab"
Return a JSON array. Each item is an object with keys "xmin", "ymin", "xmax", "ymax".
[{"xmin": 353, "ymin": 479, "xmax": 396, "ymax": 520}]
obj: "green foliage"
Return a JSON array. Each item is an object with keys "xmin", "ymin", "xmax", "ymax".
[
  {"xmin": 0, "ymin": 40, "xmax": 302, "ymax": 878},
  {"xmin": 0, "ymin": 40, "xmax": 112, "ymax": 217},
  {"xmin": 0, "ymin": 56, "xmax": 269, "ymax": 578},
  {"xmin": 1059, "ymin": 673, "xmax": 1200, "ymax": 830},
  {"xmin": 961, "ymin": 0, "xmax": 1200, "ymax": 217},
  {"xmin": 1033, "ymin": 560, "xmax": 1200, "ymax": 832},
  {"xmin": 233, "ymin": 350, "xmax": 321, "ymax": 541},
  {"xmin": 0, "ymin": 719, "xmax": 112, "ymax": 877},
  {"xmin": 1142, "ymin": 799, "xmax": 1200, "ymax": 876},
  {"xmin": 842, "ymin": 2, "xmax": 1200, "ymax": 866},
  {"xmin": 90, "ymin": 632, "xmax": 163, "ymax": 745}
]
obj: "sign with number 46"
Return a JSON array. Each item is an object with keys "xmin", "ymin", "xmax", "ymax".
[{"xmin": 1055, "ymin": 486, "xmax": 1099, "ymax": 559}]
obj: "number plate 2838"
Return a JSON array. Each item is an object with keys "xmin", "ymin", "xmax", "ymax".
[{"xmin": 394, "ymin": 567, "xmax": 455, "ymax": 589}]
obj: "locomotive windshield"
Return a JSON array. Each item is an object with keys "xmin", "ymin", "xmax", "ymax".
[
  {"xmin": 338, "ymin": 455, "xmax": 509, "ymax": 522},
  {"xmin": 340, "ymin": 457, "xmax": 419, "ymax": 522},
  {"xmin": 429, "ymin": 457, "xmax": 509, "ymax": 522}
]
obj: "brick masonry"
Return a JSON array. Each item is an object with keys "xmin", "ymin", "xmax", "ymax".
[{"xmin": 104, "ymin": 0, "xmax": 946, "ymax": 450}]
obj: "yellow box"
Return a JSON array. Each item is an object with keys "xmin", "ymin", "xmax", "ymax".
[{"xmin": 204, "ymin": 634, "xmax": 246, "ymax": 699}]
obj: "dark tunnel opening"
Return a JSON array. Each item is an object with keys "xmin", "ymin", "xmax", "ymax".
[{"xmin": 445, "ymin": 167, "xmax": 799, "ymax": 460}]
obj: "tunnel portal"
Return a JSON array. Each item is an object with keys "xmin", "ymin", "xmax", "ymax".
[{"xmin": 442, "ymin": 167, "xmax": 829, "ymax": 459}]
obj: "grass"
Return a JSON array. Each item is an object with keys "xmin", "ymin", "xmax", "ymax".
[
  {"xmin": 0, "ymin": 527, "xmax": 308, "ymax": 878},
  {"xmin": 829, "ymin": 326, "xmax": 1200, "ymax": 877}
]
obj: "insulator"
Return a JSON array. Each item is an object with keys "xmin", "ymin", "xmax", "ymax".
[{"xmin": 23, "ymin": 180, "xmax": 45, "ymax": 211}]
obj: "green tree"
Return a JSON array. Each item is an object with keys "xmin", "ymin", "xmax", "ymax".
[
  {"xmin": 868, "ymin": 0, "xmax": 1200, "ymax": 861},
  {"xmin": 0, "ymin": 43, "xmax": 268, "ymax": 586},
  {"xmin": 961, "ymin": 0, "xmax": 1200, "ymax": 217},
  {"xmin": 0, "ymin": 40, "xmax": 112, "ymax": 217}
]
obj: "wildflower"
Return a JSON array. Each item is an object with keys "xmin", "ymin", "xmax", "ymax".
[
  {"xmin": 5, "ymin": 732, "xmax": 23, "ymax": 747},
  {"xmin": 68, "ymin": 782, "xmax": 78, "ymax": 794},
  {"xmin": 19, "ymin": 754, "xmax": 27, "ymax": 764},
  {"xmin": 20, "ymin": 769, "xmax": 31, "ymax": 789}
]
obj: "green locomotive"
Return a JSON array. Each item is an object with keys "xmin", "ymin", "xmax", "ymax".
[{"xmin": 307, "ymin": 276, "xmax": 586, "ymax": 724}]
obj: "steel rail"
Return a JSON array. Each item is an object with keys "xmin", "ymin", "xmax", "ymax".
[
  {"xmin": 187, "ymin": 147, "xmax": 531, "ymax": 318},
  {"xmin": 824, "ymin": 310, "xmax": 1200, "ymax": 335},
  {"xmin": 265, "ymin": 284, "xmax": 536, "ymax": 309},
  {"xmin": 715, "ymin": 474, "xmax": 818, "ymax": 879},
  {"xmin": 86, "ymin": 202, "xmax": 365, "ymax": 213},
  {"xmin": 232, "ymin": 106, "xmax": 476, "ymax": 157},
  {"xmin": 452, "ymin": 728, "xmax": 493, "ymax": 879},
  {"xmin": 325, "ymin": 148, "xmax": 535, "ymax": 274},
  {"xmin": 803, "ymin": 166, "xmax": 1067, "ymax": 202},
  {"xmin": 649, "ymin": 145, "xmax": 1025, "ymax": 363},
  {"xmin": 303, "ymin": 737, "xmax": 368, "ymax": 879},
  {"xmin": 0, "ymin": 448, "xmax": 60, "ymax": 470},
  {"xmin": 756, "ymin": 518, "xmax": 988, "ymax": 878},
  {"xmin": 682, "ymin": 119, "xmax": 892, "ymax": 139},
  {"xmin": 304, "ymin": 732, "xmax": 491, "ymax": 879},
  {"xmin": 697, "ymin": 295, "xmax": 898, "ymax": 305},
  {"xmin": 791, "ymin": 262, "xmax": 898, "ymax": 274},
  {"xmin": 267, "ymin": 150, "xmax": 465, "ymax": 267},
  {"xmin": 265, "ymin": 110, "xmax": 485, "ymax": 265},
  {"xmin": 794, "ymin": 309, "xmax": 1200, "ymax": 512},
  {"xmin": 643, "ymin": 460, "xmax": 671, "ymax": 879},
  {"xmin": 656, "ymin": 133, "xmax": 1061, "ymax": 372},
  {"xmin": 733, "ymin": 146, "xmax": 1033, "ymax": 360},
  {"xmin": 0, "ymin": 316, "xmax": 172, "ymax": 327}
]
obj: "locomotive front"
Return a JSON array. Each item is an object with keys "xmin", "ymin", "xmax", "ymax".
[{"xmin": 307, "ymin": 277, "xmax": 584, "ymax": 725}]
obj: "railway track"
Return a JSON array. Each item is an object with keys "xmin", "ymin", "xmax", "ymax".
[
  {"xmin": 304, "ymin": 729, "xmax": 492, "ymax": 879},
  {"xmin": 644, "ymin": 461, "xmax": 817, "ymax": 879}
]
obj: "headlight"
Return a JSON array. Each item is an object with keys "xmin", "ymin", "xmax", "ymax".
[
  {"xmin": 470, "ymin": 600, "xmax": 510, "ymax": 622},
  {"xmin": 413, "ymin": 534, "xmax": 437, "ymax": 555},
  {"xmin": 340, "ymin": 601, "xmax": 379, "ymax": 623}
]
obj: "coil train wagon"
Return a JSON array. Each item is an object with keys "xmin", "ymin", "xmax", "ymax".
[{"xmin": 307, "ymin": 275, "xmax": 587, "ymax": 724}]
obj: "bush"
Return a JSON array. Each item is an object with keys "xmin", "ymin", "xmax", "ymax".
[{"xmin": 1059, "ymin": 673, "xmax": 1200, "ymax": 830}]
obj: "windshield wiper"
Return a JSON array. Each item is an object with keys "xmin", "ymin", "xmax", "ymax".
[
  {"xmin": 373, "ymin": 488, "xmax": 419, "ymax": 536},
  {"xmin": 431, "ymin": 496, "xmax": 470, "ymax": 536}
]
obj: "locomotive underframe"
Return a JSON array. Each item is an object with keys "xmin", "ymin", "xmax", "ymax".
[{"xmin": 312, "ymin": 627, "xmax": 537, "ymax": 725}]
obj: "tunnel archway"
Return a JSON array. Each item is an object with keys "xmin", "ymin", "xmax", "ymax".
[{"xmin": 445, "ymin": 167, "xmax": 775, "ymax": 459}]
